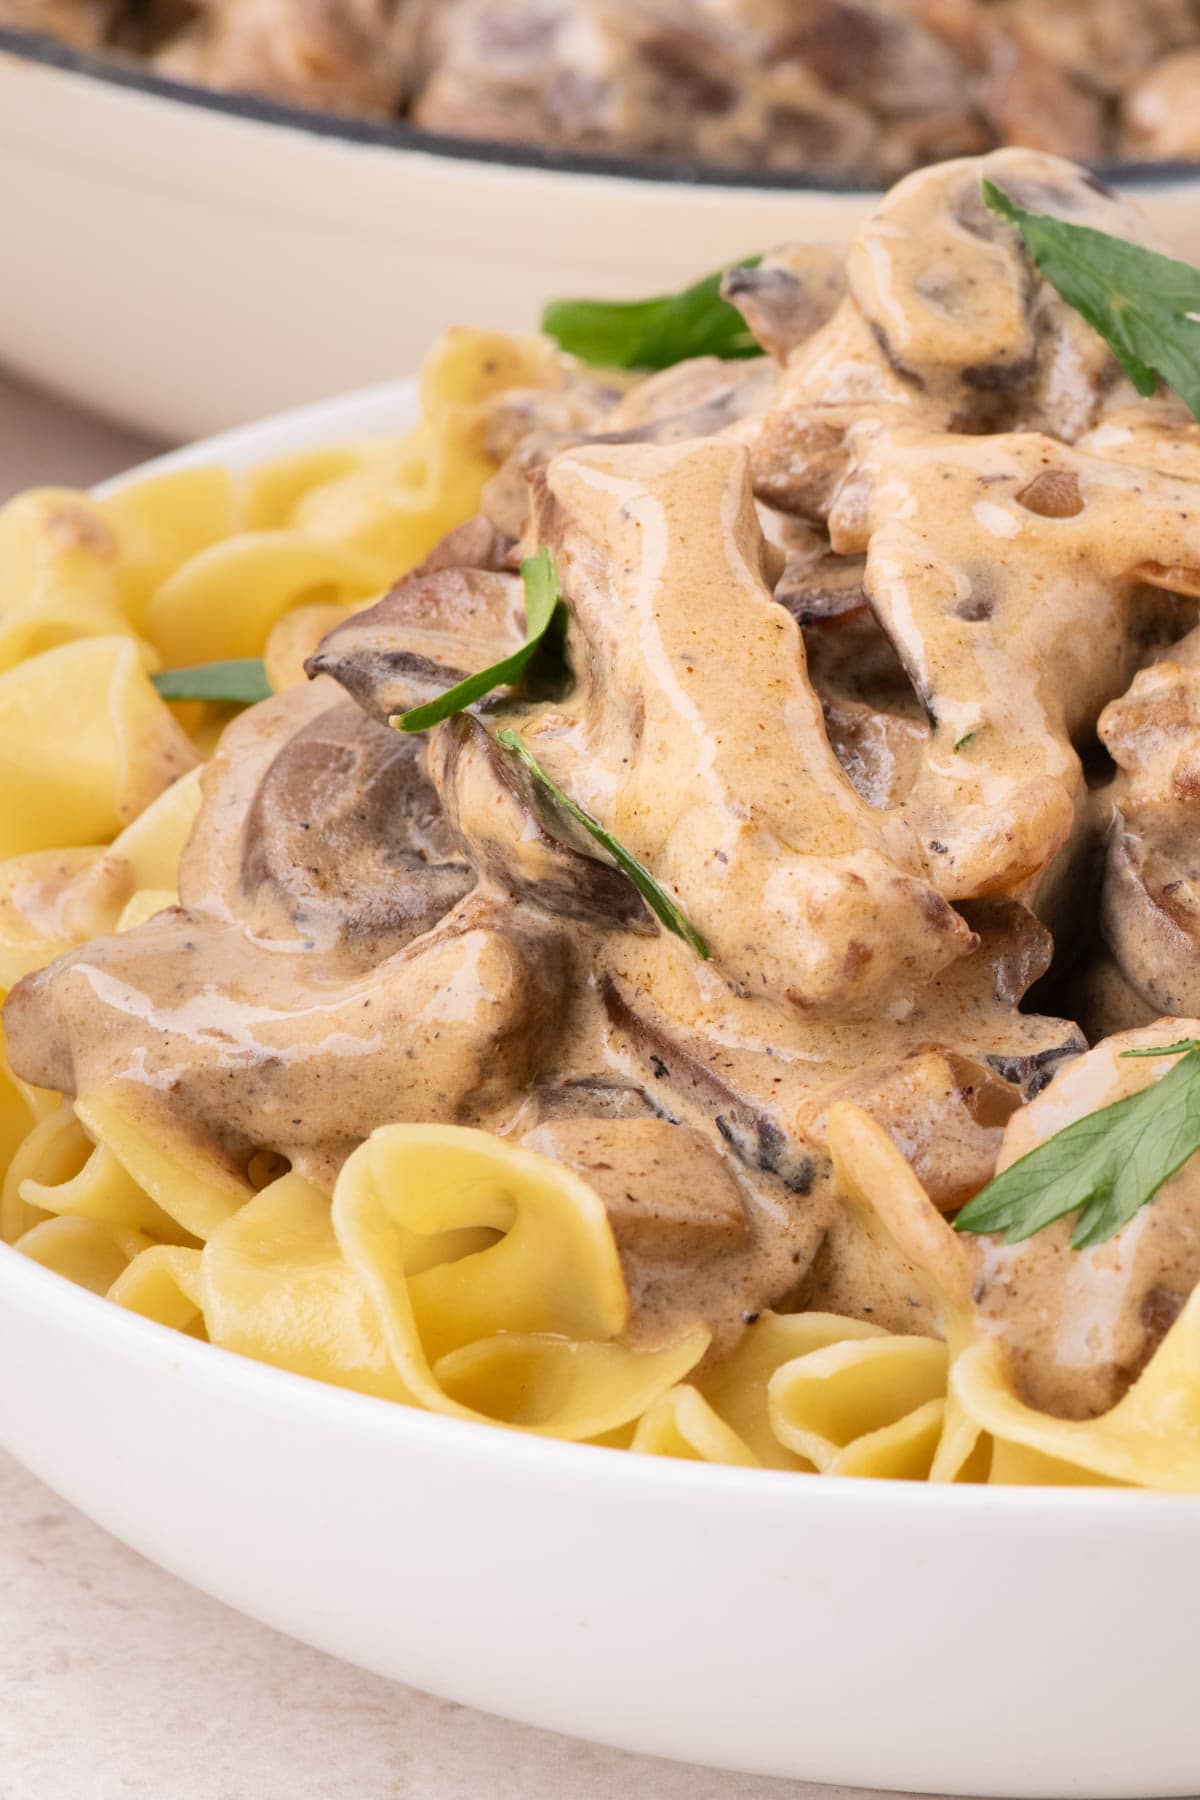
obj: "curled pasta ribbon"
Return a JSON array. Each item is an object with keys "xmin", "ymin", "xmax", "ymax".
[
  {"xmin": 110, "ymin": 1245, "xmax": 206, "ymax": 1336},
  {"xmin": 768, "ymin": 1337, "xmax": 948, "ymax": 1479},
  {"xmin": 200, "ymin": 1172, "xmax": 407, "ymax": 1400},
  {"xmin": 332, "ymin": 1124, "xmax": 709, "ymax": 1437},
  {"xmin": 145, "ymin": 535, "xmax": 380, "ymax": 667},
  {"xmin": 629, "ymin": 1386, "xmax": 759, "ymax": 1467},
  {"xmin": 0, "ymin": 489, "xmax": 141, "ymax": 676},
  {"xmin": 3, "ymin": 1101, "xmax": 91, "ymax": 1244},
  {"xmin": 950, "ymin": 1319, "xmax": 1200, "ymax": 1491},
  {"xmin": 74, "ymin": 1086, "xmax": 251, "ymax": 1244},
  {"xmin": 0, "ymin": 1014, "xmax": 55, "ymax": 1240},
  {"xmin": 0, "ymin": 637, "xmax": 197, "ymax": 862},
  {"xmin": 16, "ymin": 1215, "xmax": 154, "ymax": 1297},
  {"xmin": 0, "ymin": 767, "xmax": 201, "ymax": 988},
  {"xmin": 632, "ymin": 1313, "xmax": 952, "ymax": 1478},
  {"xmin": 292, "ymin": 329, "xmax": 568, "ymax": 583},
  {"xmin": 97, "ymin": 467, "xmax": 238, "ymax": 627}
]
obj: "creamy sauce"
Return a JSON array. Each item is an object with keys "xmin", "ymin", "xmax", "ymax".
[{"xmin": 9, "ymin": 147, "xmax": 1200, "ymax": 1405}]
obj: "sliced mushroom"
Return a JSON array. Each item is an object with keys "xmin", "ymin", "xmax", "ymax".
[
  {"xmin": 1101, "ymin": 819, "xmax": 1200, "ymax": 1017},
  {"xmin": 306, "ymin": 564, "xmax": 525, "ymax": 726},
  {"xmin": 722, "ymin": 247, "xmax": 846, "ymax": 363},
  {"xmin": 602, "ymin": 976, "xmax": 824, "ymax": 1197},
  {"xmin": 178, "ymin": 680, "xmax": 472, "ymax": 966},
  {"xmin": 522, "ymin": 1116, "xmax": 749, "ymax": 1262},
  {"xmin": 426, "ymin": 712, "xmax": 651, "ymax": 931},
  {"xmin": 414, "ymin": 512, "xmax": 513, "ymax": 576},
  {"xmin": 745, "ymin": 147, "xmax": 1160, "ymax": 524},
  {"xmin": 4, "ymin": 891, "xmax": 567, "ymax": 1192}
]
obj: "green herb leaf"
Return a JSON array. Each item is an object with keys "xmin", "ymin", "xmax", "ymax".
[
  {"xmin": 151, "ymin": 658, "xmax": 273, "ymax": 704},
  {"xmin": 393, "ymin": 547, "xmax": 564, "ymax": 734},
  {"xmin": 982, "ymin": 180, "xmax": 1200, "ymax": 420},
  {"xmin": 495, "ymin": 728, "xmax": 709, "ymax": 958},
  {"xmin": 541, "ymin": 259, "xmax": 763, "ymax": 371},
  {"xmin": 1121, "ymin": 1038, "xmax": 1200, "ymax": 1059},
  {"xmin": 955, "ymin": 1041, "xmax": 1200, "ymax": 1249}
]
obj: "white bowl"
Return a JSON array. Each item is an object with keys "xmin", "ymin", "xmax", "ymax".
[
  {"xmin": 3, "ymin": 26, "xmax": 1200, "ymax": 443},
  {"xmin": 1, "ymin": 379, "xmax": 1200, "ymax": 1800}
]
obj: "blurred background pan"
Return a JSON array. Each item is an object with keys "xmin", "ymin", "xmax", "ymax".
[{"xmin": 2, "ymin": 25, "xmax": 1198, "ymax": 441}]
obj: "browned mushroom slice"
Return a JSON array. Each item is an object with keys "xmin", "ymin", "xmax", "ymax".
[
  {"xmin": 479, "ymin": 360, "xmax": 777, "ymax": 547},
  {"xmin": 178, "ymin": 680, "xmax": 472, "ymax": 965},
  {"xmin": 975, "ymin": 31, "xmax": 1104, "ymax": 164},
  {"xmin": 414, "ymin": 513, "xmax": 513, "ymax": 576},
  {"xmin": 522, "ymin": 1117, "xmax": 749, "ymax": 1264},
  {"xmin": 0, "ymin": 0, "xmax": 117, "ymax": 48},
  {"xmin": 819, "ymin": 697, "xmax": 928, "ymax": 810},
  {"xmin": 1091, "ymin": 655, "xmax": 1200, "ymax": 1019},
  {"xmin": 813, "ymin": 1047, "xmax": 1021, "ymax": 1212},
  {"xmin": 595, "ymin": 356, "xmax": 777, "ymax": 447},
  {"xmin": 240, "ymin": 701, "xmax": 473, "ymax": 958},
  {"xmin": 773, "ymin": 544, "xmax": 868, "ymax": 627},
  {"xmin": 306, "ymin": 564, "xmax": 525, "ymax": 726},
  {"xmin": 426, "ymin": 713, "xmax": 651, "ymax": 930},
  {"xmin": 520, "ymin": 1109, "xmax": 826, "ymax": 1356},
  {"xmin": 3, "ymin": 891, "xmax": 567, "ymax": 1193},
  {"xmin": 522, "ymin": 1076, "xmax": 672, "ymax": 1126},
  {"xmin": 602, "ymin": 977, "xmax": 823, "ymax": 1198},
  {"xmin": 744, "ymin": 147, "xmax": 1161, "ymax": 522},
  {"xmin": 1000, "ymin": 0, "xmax": 1197, "ymax": 103},
  {"xmin": 841, "ymin": 149, "xmax": 1127, "ymax": 399},
  {"xmin": 529, "ymin": 435, "xmax": 973, "ymax": 1014},
  {"xmin": 1069, "ymin": 952, "xmax": 1158, "ymax": 1042},
  {"xmin": 778, "ymin": 546, "xmax": 931, "ymax": 783},
  {"xmin": 721, "ymin": 247, "xmax": 846, "ymax": 363},
  {"xmin": 1101, "ymin": 820, "xmax": 1200, "ymax": 1018}
]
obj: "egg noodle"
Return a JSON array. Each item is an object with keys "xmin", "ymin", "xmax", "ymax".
[{"xmin": 3, "ymin": 324, "xmax": 1200, "ymax": 1490}]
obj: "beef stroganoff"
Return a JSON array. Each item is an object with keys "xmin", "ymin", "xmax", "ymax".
[{"xmin": 7, "ymin": 147, "xmax": 1200, "ymax": 1486}]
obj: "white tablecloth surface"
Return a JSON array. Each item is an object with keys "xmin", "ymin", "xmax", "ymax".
[{"xmin": 0, "ymin": 364, "xmax": 943, "ymax": 1800}]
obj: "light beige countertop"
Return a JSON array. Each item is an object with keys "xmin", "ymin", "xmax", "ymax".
[{"xmin": 0, "ymin": 364, "xmax": 943, "ymax": 1800}]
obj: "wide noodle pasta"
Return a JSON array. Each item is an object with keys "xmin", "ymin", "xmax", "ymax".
[{"xmin": 1, "ymin": 318, "xmax": 1198, "ymax": 1490}]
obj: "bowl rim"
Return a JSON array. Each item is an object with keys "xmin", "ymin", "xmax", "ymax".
[{"xmin": 3, "ymin": 20, "xmax": 1199, "ymax": 199}]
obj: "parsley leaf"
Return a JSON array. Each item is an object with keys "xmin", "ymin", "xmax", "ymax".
[
  {"xmin": 151, "ymin": 658, "xmax": 272, "ymax": 704},
  {"xmin": 495, "ymin": 729, "xmax": 709, "ymax": 958},
  {"xmin": 983, "ymin": 180, "xmax": 1200, "ymax": 421},
  {"xmin": 954, "ymin": 1039, "xmax": 1200, "ymax": 1249},
  {"xmin": 393, "ymin": 548, "xmax": 565, "ymax": 734},
  {"xmin": 541, "ymin": 259, "xmax": 763, "ymax": 370}
]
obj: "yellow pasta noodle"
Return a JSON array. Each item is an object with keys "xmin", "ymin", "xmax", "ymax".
[
  {"xmin": 0, "ymin": 637, "xmax": 197, "ymax": 861},
  {"xmin": 98, "ymin": 466, "xmax": 239, "ymax": 626},
  {"xmin": 145, "ymin": 534, "xmax": 380, "ymax": 668},
  {"xmin": 332, "ymin": 1124, "xmax": 709, "ymax": 1437},
  {"xmin": 15, "ymin": 1215, "xmax": 153, "ymax": 1296},
  {"xmin": 109, "ymin": 1244, "xmax": 206, "ymax": 1336},
  {"xmin": 0, "ymin": 766, "xmax": 201, "ymax": 986},
  {"xmin": 75, "ymin": 1085, "xmax": 252, "ymax": 1244},
  {"xmin": 629, "ymin": 1385, "xmax": 759, "ymax": 1467},
  {"xmin": 0, "ymin": 488, "xmax": 137, "ymax": 675}
]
